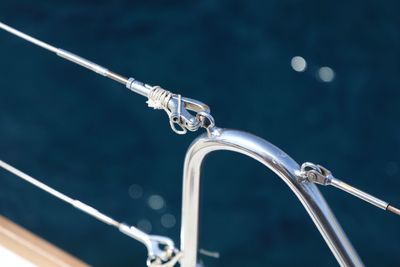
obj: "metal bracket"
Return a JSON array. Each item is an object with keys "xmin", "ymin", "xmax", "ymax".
[
  {"xmin": 148, "ymin": 251, "xmax": 183, "ymax": 267},
  {"xmin": 298, "ymin": 162, "xmax": 400, "ymax": 216},
  {"xmin": 118, "ymin": 224, "xmax": 181, "ymax": 267},
  {"xmin": 167, "ymin": 95, "xmax": 211, "ymax": 134},
  {"xmin": 146, "ymin": 85, "xmax": 215, "ymax": 135},
  {"xmin": 299, "ymin": 162, "xmax": 333, "ymax": 185}
]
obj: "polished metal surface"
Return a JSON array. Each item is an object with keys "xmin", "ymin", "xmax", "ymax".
[
  {"xmin": 0, "ymin": 21, "xmax": 214, "ymax": 136},
  {"xmin": 57, "ymin": 49, "xmax": 110, "ymax": 76},
  {"xmin": 0, "ymin": 21, "xmax": 59, "ymax": 53},
  {"xmin": 330, "ymin": 179, "xmax": 388, "ymax": 210},
  {"xmin": 2, "ymin": 20, "xmax": 398, "ymax": 267},
  {"xmin": 146, "ymin": 86, "xmax": 212, "ymax": 135},
  {"xmin": 180, "ymin": 128, "xmax": 363, "ymax": 267},
  {"xmin": 387, "ymin": 205, "xmax": 400, "ymax": 216},
  {"xmin": 300, "ymin": 162, "xmax": 400, "ymax": 214},
  {"xmin": 0, "ymin": 22, "xmax": 129, "ymax": 85}
]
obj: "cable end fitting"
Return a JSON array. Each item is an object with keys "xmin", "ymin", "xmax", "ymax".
[{"xmin": 387, "ymin": 205, "xmax": 400, "ymax": 216}]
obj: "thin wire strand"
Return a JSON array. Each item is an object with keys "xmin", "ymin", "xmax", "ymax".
[
  {"xmin": 0, "ymin": 160, "xmax": 73, "ymax": 203},
  {"xmin": 0, "ymin": 160, "xmax": 120, "ymax": 227},
  {"xmin": 387, "ymin": 205, "xmax": 400, "ymax": 216},
  {"xmin": 0, "ymin": 21, "xmax": 129, "ymax": 86},
  {"xmin": 0, "ymin": 22, "xmax": 58, "ymax": 53}
]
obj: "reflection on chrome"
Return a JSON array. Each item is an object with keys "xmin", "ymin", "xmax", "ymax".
[
  {"xmin": 0, "ymin": 21, "xmax": 398, "ymax": 267},
  {"xmin": 180, "ymin": 128, "xmax": 363, "ymax": 267}
]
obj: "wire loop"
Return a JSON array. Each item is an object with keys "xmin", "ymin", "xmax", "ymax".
[{"xmin": 147, "ymin": 86, "xmax": 214, "ymax": 135}]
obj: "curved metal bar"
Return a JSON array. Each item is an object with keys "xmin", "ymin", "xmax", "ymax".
[{"xmin": 180, "ymin": 128, "xmax": 363, "ymax": 267}]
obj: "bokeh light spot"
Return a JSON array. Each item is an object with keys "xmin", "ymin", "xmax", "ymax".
[
  {"xmin": 148, "ymin": 195, "xmax": 165, "ymax": 210},
  {"xmin": 161, "ymin": 213, "xmax": 176, "ymax": 228},
  {"xmin": 291, "ymin": 56, "xmax": 307, "ymax": 72},
  {"xmin": 128, "ymin": 184, "xmax": 143, "ymax": 199},
  {"xmin": 318, "ymin": 66, "xmax": 335, "ymax": 82}
]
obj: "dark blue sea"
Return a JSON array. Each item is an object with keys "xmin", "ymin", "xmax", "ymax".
[{"xmin": 0, "ymin": 1, "xmax": 399, "ymax": 266}]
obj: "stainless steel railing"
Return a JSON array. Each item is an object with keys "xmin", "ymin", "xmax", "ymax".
[
  {"xmin": 1, "ymin": 21, "xmax": 398, "ymax": 267},
  {"xmin": 180, "ymin": 128, "xmax": 363, "ymax": 267}
]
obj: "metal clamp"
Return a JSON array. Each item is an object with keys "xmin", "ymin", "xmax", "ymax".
[
  {"xmin": 148, "ymin": 251, "xmax": 183, "ymax": 267},
  {"xmin": 146, "ymin": 236, "xmax": 182, "ymax": 267},
  {"xmin": 299, "ymin": 162, "xmax": 400, "ymax": 216},
  {"xmin": 299, "ymin": 162, "xmax": 333, "ymax": 185},
  {"xmin": 146, "ymin": 85, "xmax": 215, "ymax": 135},
  {"xmin": 119, "ymin": 224, "xmax": 181, "ymax": 267}
]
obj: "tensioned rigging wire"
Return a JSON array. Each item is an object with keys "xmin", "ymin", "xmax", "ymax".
[
  {"xmin": 0, "ymin": 160, "xmax": 120, "ymax": 227},
  {"xmin": 0, "ymin": 22, "xmax": 399, "ymax": 217},
  {"xmin": 0, "ymin": 21, "xmax": 129, "ymax": 85}
]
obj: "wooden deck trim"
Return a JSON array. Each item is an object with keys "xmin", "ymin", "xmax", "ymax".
[{"xmin": 0, "ymin": 216, "xmax": 89, "ymax": 267}]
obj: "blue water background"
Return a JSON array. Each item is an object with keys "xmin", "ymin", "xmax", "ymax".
[{"xmin": 0, "ymin": 1, "xmax": 399, "ymax": 266}]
